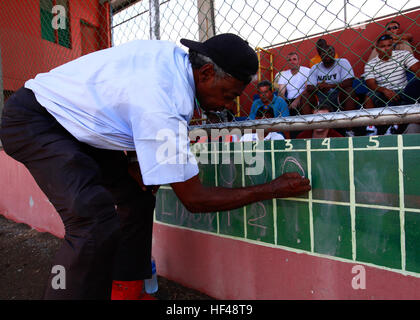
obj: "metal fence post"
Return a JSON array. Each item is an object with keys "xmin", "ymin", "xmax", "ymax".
[
  {"xmin": 149, "ymin": 0, "xmax": 160, "ymax": 40},
  {"xmin": 197, "ymin": 0, "xmax": 216, "ymax": 41}
]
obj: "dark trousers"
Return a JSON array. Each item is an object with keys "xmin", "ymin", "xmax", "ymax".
[
  {"xmin": 368, "ymin": 78, "xmax": 420, "ymax": 135},
  {"xmin": 0, "ymin": 88, "xmax": 155, "ymax": 299}
]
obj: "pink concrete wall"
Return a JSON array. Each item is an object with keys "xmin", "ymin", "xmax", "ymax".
[
  {"xmin": 153, "ymin": 223, "xmax": 420, "ymax": 300},
  {"xmin": 0, "ymin": 151, "xmax": 64, "ymax": 238}
]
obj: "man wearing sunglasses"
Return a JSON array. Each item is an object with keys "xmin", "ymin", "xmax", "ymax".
[{"xmin": 368, "ymin": 20, "xmax": 414, "ymax": 61}]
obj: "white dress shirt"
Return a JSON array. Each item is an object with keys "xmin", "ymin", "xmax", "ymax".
[{"xmin": 25, "ymin": 40, "xmax": 199, "ymax": 186}]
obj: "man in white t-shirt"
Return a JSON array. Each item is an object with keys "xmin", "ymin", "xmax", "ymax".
[
  {"xmin": 0, "ymin": 34, "xmax": 311, "ymax": 300},
  {"xmin": 276, "ymin": 52, "xmax": 311, "ymax": 116},
  {"xmin": 239, "ymin": 131, "xmax": 285, "ymax": 142},
  {"xmin": 303, "ymin": 45, "xmax": 357, "ymax": 113}
]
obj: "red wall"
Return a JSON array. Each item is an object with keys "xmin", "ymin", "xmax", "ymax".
[{"xmin": 0, "ymin": 0, "xmax": 111, "ymax": 92}]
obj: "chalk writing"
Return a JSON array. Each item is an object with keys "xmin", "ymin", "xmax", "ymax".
[
  {"xmin": 281, "ymin": 156, "xmax": 306, "ymax": 177},
  {"xmin": 247, "ymin": 202, "xmax": 268, "ymax": 238},
  {"xmin": 219, "ymin": 162, "xmax": 237, "ymax": 187}
]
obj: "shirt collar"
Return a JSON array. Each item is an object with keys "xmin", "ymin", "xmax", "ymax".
[{"xmin": 185, "ymin": 55, "xmax": 198, "ymax": 124}]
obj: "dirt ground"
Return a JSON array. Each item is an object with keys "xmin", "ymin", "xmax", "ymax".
[{"xmin": 0, "ymin": 215, "xmax": 214, "ymax": 300}]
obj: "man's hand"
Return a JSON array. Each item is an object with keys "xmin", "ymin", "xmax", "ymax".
[
  {"xmin": 381, "ymin": 87, "xmax": 400, "ymax": 103},
  {"xmin": 269, "ymin": 172, "xmax": 311, "ymax": 198},
  {"xmin": 289, "ymin": 97, "xmax": 300, "ymax": 110},
  {"xmin": 127, "ymin": 162, "xmax": 160, "ymax": 195},
  {"xmin": 318, "ymin": 81, "xmax": 333, "ymax": 93}
]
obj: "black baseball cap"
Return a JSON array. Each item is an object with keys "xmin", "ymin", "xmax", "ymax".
[{"xmin": 180, "ymin": 33, "xmax": 259, "ymax": 84}]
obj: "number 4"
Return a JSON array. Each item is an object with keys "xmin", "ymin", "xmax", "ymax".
[{"xmin": 321, "ymin": 138, "xmax": 330, "ymax": 149}]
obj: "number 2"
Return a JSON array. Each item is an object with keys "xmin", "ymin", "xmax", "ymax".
[{"xmin": 252, "ymin": 141, "xmax": 259, "ymax": 151}]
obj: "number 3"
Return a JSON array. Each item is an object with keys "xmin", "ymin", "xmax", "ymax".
[{"xmin": 285, "ymin": 139, "xmax": 293, "ymax": 150}]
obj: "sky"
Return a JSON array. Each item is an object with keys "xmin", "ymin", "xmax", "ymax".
[{"xmin": 111, "ymin": 0, "xmax": 418, "ymax": 48}]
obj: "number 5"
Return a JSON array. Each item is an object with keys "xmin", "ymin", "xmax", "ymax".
[{"xmin": 367, "ymin": 136, "xmax": 379, "ymax": 149}]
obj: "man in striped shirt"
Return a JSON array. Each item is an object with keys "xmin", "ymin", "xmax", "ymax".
[
  {"xmin": 364, "ymin": 34, "xmax": 420, "ymax": 109},
  {"xmin": 364, "ymin": 34, "xmax": 420, "ymax": 135}
]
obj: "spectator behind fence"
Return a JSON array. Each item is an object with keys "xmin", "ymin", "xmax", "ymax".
[
  {"xmin": 367, "ymin": 20, "xmax": 414, "ymax": 62},
  {"xmin": 276, "ymin": 52, "xmax": 311, "ymax": 116},
  {"xmin": 309, "ymin": 38, "xmax": 339, "ymax": 68},
  {"xmin": 240, "ymin": 98, "xmax": 286, "ymax": 141},
  {"xmin": 303, "ymin": 45, "xmax": 357, "ymax": 113},
  {"xmin": 403, "ymin": 123, "xmax": 420, "ymax": 134},
  {"xmin": 205, "ymin": 108, "xmax": 235, "ymax": 123},
  {"xmin": 193, "ymin": 107, "xmax": 237, "ymax": 143},
  {"xmin": 296, "ymin": 104, "xmax": 343, "ymax": 139},
  {"xmin": 239, "ymin": 129, "xmax": 285, "ymax": 142},
  {"xmin": 364, "ymin": 34, "xmax": 420, "ymax": 135},
  {"xmin": 249, "ymin": 80, "xmax": 289, "ymax": 120}
]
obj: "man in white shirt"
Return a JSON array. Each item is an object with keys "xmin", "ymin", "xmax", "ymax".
[
  {"xmin": 276, "ymin": 52, "xmax": 311, "ymax": 116},
  {"xmin": 239, "ymin": 131, "xmax": 285, "ymax": 142},
  {"xmin": 303, "ymin": 45, "xmax": 357, "ymax": 113},
  {"xmin": 0, "ymin": 34, "xmax": 311, "ymax": 300}
]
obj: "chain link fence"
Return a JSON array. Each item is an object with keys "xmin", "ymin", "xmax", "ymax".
[{"xmin": 1, "ymin": 0, "xmax": 419, "ymax": 137}]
